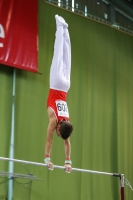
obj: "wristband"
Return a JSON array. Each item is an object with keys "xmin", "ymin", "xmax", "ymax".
[
  {"xmin": 45, "ymin": 154, "xmax": 50, "ymax": 158},
  {"xmin": 65, "ymin": 160, "xmax": 72, "ymax": 165},
  {"xmin": 44, "ymin": 157, "xmax": 51, "ymax": 163},
  {"xmin": 66, "ymin": 157, "xmax": 70, "ymax": 160}
]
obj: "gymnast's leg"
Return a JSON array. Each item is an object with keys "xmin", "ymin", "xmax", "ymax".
[
  {"xmin": 50, "ymin": 16, "xmax": 64, "ymax": 90},
  {"xmin": 50, "ymin": 15, "xmax": 71, "ymax": 92},
  {"xmin": 63, "ymin": 26, "xmax": 71, "ymax": 87}
]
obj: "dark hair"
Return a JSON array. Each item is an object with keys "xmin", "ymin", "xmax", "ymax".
[{"xmin": 59, "ymin": 121, "xmax": 73, "ymax": 140}]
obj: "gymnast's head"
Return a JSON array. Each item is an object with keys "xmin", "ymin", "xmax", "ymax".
[{"xmin": 56, "ymin": 120, "xmax": 73, "ymax": 139}]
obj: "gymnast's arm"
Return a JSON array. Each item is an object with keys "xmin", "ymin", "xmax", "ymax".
[
  {"xmin": 64, "ymin": 138, "xmax": 72, "ymax": 172},
  {"xmin": 64, "ymin": 138, "xmax": 71, "ymax": 159},
  {"xmin": 45, "ymin": 108, "xmax": 57, "ymax": 168}
]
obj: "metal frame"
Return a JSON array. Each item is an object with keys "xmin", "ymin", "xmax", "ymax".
[{"xmin": 0, "ymin": 171, "xmax": 42, "ymax": 181}]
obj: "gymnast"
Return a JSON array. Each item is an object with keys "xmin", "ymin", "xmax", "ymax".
[{"xmin": 44, "ymin": 15, "xmax": 73, "ymax": 173}]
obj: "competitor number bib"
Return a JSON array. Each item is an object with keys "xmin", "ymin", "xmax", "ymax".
[{"xmin": 56, "ymin": 100, "xmax": 69, "ymax": 118}]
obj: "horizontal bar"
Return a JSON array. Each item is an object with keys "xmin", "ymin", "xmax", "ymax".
[{"xmin": 0, "ymin": 157, "xmax": 121, "ymax": 177}]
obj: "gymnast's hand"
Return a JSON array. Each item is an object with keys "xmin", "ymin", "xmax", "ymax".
[
  {"xmin": 46, "ymin": 161, "xmax": 54, "ymax": 170},
  {"xmin": 64, "ymin": 163, "xmax": 72, "ymax": 173}
]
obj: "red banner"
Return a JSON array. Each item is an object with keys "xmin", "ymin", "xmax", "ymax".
[{"xmin": 0, "ymin": 0, "xmax": 38, "ymax": 72}]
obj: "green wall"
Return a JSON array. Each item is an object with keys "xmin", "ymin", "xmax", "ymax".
[{"xmin": 0, "ymin": 1, "xmax": 133, "ymax": 199}]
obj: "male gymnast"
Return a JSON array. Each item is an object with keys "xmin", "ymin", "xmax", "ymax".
[{"xmin": 44, "ymin": 15, "xmax": 73, "ymax": 173}]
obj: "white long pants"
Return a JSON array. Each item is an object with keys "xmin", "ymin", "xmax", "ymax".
[{"xmin": 50, "ymin": 25, "xmax": 71, "ymax": 93}]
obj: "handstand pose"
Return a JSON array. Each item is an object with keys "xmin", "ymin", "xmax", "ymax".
[{"xmin": 44, "ymin": 15, "xmax": 73, "ymax": 173}]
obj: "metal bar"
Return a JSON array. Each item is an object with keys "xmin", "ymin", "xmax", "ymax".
[
  {"xmin": 115, "ymin": 7, "xmax": 133, "ymax": 22},
  {"xmin": 120, "ymin": 174, "xmax": 125, "ymax": 200},
  {"xmin": 8, "ymin": 68, "xmax": 16, "ymax": 200},
  {"xmin": 0, "ymin": 157, "xmax": 121, "ymax": 177}
]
